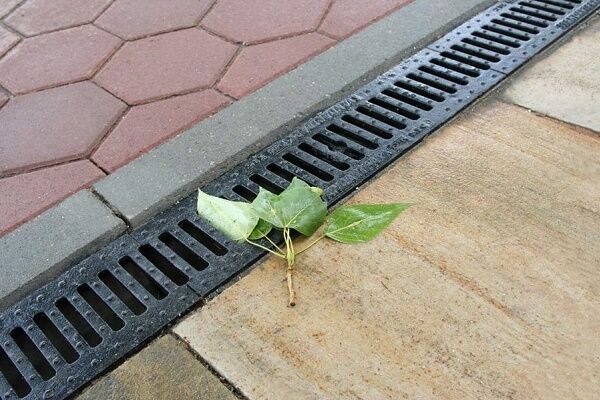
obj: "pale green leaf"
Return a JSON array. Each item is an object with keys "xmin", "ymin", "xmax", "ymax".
[
  {"xmin": 325, "ymin": 203, "xmax": 411, "ymax": 244},
  {"xmin": 251, "ymin": 178, "xmax": 327, "ymax": 236},
  {"xmin": 197, "ymin": 190, "xmax": 258, "ymax": 242},
  {"xmin": 248, "ymin": 219, "xmax": 272, "ymax": 240}
]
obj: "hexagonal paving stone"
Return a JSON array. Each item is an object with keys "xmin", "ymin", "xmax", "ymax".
[
  {"xmin": 319, "ymin": 0, "xmax": 411, "ymax": 39},
  {"xmin": 5, "ymin": 0, "xmax": 111, "ymax": 36},
  {"xmin": 95, "ymin": 28, "xmax": 236, "ymax": 104},
  {"xmin": 96, "ymin": 0, "xmax": 214, "ymax": 40},
  {"xmin": 201, "ymin": 0, "xmax": 330, "ymax": 44},
  {"xmin": 92, "ymin": 89, "xmax": 230, "ymax": 172},
  {"xmin": 0, "ymin": 82, "xmax": 126, "ymax": 175},
  {"xmin": 0, "ymin": 25, "xmax": 19, "ymax": 57},
  {"xmin": 0, "ymin": 25, "xmax": 121, "ymax": 94},
  {"xmin": 218, "ymin": 33, "xmax": 335, "ymax": 99},
  {"xmin": 0, "ymin": 160, "xmax": 104, "ymax": 236}
]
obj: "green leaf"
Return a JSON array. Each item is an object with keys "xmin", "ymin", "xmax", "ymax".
[
  {"xmin": 248, "ymin": 219, "xmax": 272, "ymax": 240},
  {"xmin": 251, "ymin": 178, "xmax": 327, "ymax": 236},
  {"xmin": 325, "ymin": 203, "xmax": 411, "ymax": 244},
  {"xmin": 197, "ymin": 190, "xmax": 258, "ymax": 242}
]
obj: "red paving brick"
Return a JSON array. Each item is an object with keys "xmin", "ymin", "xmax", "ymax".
[
  {"xmin": 97, "ymin": 0, "xmax": 214, "ymax": 40},
  {"xmin": 0, "ymin": 160, "xmax": 104, "ymax": 236},
  {"xmin": 0, "ymin": 82, "xmax": 126, "ymax": 175},
  {"xmin": 95, "ymin": 28, "xmax": 236, "ymax": 104},
  {"xmin": 0, "ymin": 25, "xmax": 19, "ymax": 57},
  {"xmin": 92, "ymin": 89, "xmax": 231, "ymax": 172},
  {"xmin": 0, "ymin": 0, "xmax": 20, "ymax": 18},
  {"xmin": 0, "ymin": 0, "xmax": 415, "ymax": 235},
  {"xmin": 320, "ymin": 0, "xmax": 411, "ymax": 39},
  {"xmin": 202, "ymin": 0, "xmax": 330, "ymax": 44},
  {"xmin": 0, "ymin": 25, "xmax": 121, "ymax": 94},
  {"xmin": 5, "ymin": 0, "xmax": 111, "ymax": 36},
  {"xmin": 218, "ymin": 33, "xmax": 335, "ymax": 99}
]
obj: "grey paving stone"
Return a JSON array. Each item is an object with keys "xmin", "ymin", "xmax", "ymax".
[
  {"xmin": 93, "ymin": 0, "xmax": 495, "ymax": 228},
  {"xmin": 503, "ymin": 16, "xmax": 600, "ymax": 132},
  {"xmin": 0, "ymin": 190, "xmax": 125, "ymax": 310},
  {"xmin": 77, "ymin": 335, "xmax": 237, "ymax": 400}
]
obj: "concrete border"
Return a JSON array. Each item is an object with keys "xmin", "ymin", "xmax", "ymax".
[
  {"xmin": 0, "ymin": 0, "xmax": 494, "ymax": 310},
  {"xmin": 0, "ymin": 190, "xmax": 125, "ymax": 310},
  {"xmin": 93, "ymin": 0, "xmax": 496, "ymax": 227}
]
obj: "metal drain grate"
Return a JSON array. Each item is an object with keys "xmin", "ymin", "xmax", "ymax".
[{"xmin": 0, "ymin": 1, "xmax": 597, "ymax": 398}]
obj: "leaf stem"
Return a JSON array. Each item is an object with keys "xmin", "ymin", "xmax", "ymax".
[
  {"xmin": 263, "ymin": 234, "xmax": 284, "ymax": 254},
  {"xmin": 296, "ymin": 235, "xmax": 325, "ymax": 255},
  {"xmin": 245, "ymin": 239, "xmax": 286, "ymax": 258}
]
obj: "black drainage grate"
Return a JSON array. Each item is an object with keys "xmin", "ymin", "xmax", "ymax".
[{"xmin": 0, "ymin": 1, "xmax": 597, "ymax": 398}]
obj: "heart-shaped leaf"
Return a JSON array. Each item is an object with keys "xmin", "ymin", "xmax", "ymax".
[
  {"xmin": 325, "ymin": 203, "xmax": 411, "ymax": 243},
  {"xmin": 197, "ymin": 190, "xmax": 258, "ymax": 242},
  {"xmin": 251, "ymin": 178, "xmax": 327, "ymax": 236},
  {"xmin": 248, "ymin": 219, "xmax": 273, "ymax": 240}
]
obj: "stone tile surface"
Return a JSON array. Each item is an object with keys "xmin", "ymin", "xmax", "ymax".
[
  {"xmin": 0, "ymin": 91, "xmax": 7, "ymax": 107},
  {"xmin": 0, "ymin": 160, "xmax": 105, "ymax": 235},
  {"xmin": 0, "ymin": 82, "xmax": 126, "ymax": 174},
  {"xmin": 0, "ymin": 25, "xmax": 121, "ymax": 94},
  {"xmin": 92, "ymin": 89, "xmax": 230, "ymax": 172},
  {"xmin": 218, "ymin": 33, "xmax": 334, "ymax": 99},
  {"xmin": 5, "ymin": 0, "xmax": 111, "ymax": 36},
  {"xmin": 503, "ymin": 17, "xmax": 600, "ymax": 132},
  {"xmin": 0, "ymin": 0, "xmax": 20, "ymax": 18},
  {"xmin": 97, "ymin": 0, "xmax": 214, "ymax": 40},
  {"xmin": 320, "ymin": 0, "xmax": 411, "ymax": 39},
  {"xmin": 175, "ymin": 100, "xmax": 600, "ymax": 400},
  {"xmin": 95, "ymin": 29, "xmax": 236, "ymax": 104},
  {"xmin": 202, "ymin": 0, "xmax": 330, "ymax": 44},
  {"xmin": 0, "ymin": 25, "xmax": 19, "ymax": 57},
  {"xmin": 0, "ymin": 189, "xmax": 125, "ymax": 309},
  {"xmin": 77, "ymin": 335, "xmax": 237, "ymax": 400}
]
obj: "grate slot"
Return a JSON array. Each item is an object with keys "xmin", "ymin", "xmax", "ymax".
[
  {"xmin": 341, "ymin": 114, "xmax": 394, "ymax": 139},
  {"xmin": 266, "ymin": 162, "xmax": 297, "ymax": 181},
  {"xmin": 482, "ymin": 24, "xmax": 531, "ymax": 40},
  {"xmin": 77, "ymin": 285, "xmax": 125, "ymax": 331},
  {"xmin": 520, "ymin": 0, "xmax": 567, "ymax": 13},
  {"xmin": 394, "ymin": 78, "xmax": 447, "ymax": 100},
  {"xmin": 326, "ymin": 123, "xmax": 379, "ymax": 149},
  {"xmin": 98, "ymin": 271, "xmax": 146, "ymax": 316},
  {"xmin": 178, "ymin": 220, "xmax": 228, "ymax": 256},
  {"xmin": 490, "ymin": 18, "xmax": 540, "ymax": 34},
  {"xmin": 311, "ymin": 133, "xmax": 365, "ymax": 160},
  {"xmin": 472, "ymin": 30, "xmax": 521, "ymax": 47},
  {"xmin": 34, "ymin": 312, "xmax": 80, "ymax": 365},
  {"xmin": 510, "ymin": 6, "xmax": 558, "ymax": 20},
  {"xmin": 0, "ymin": 346, "xmax": 30, "ymax": 398},
  {"xmin": 461, "ymin": 37, "xmax": 512, "ymax": 54},
  {"xmin": 406, "ymin": 73, "xmax": 458, "ymax": 93},
  {"xmin": 372, "ymin": 94, "xmax": 422, "ymax": 118},
  {"xmin": 419, "ymin": 64, "xmax": 471, "ymax": 84},
  {"xmin": 535, "ymin": 0, "xmax": 575, "ymax": 7},
  {"xmin": 449, "ymin": 44, "xmax": 501, "ymax": 63},
  {"xmin": 231, "ymin": 185, "xmax": 257, "ymax": 201},
  {"xmin": 381, "ymin": 87, "xmax": 434, "ymax": 110},
  {"xmin": 138, "ymin": 245, "xmax": 189, "ymax": 285},
  {"xmin": 249, "ymin": 174, "xmax": 285, "ymax": 194},
  {"xmin": 158, "ymin": 233, "xmax": 208, "ymax": 272},
  {"xmin": 501, "ymin": 12, "xmax": 549, "ymax": 27},
  {"xmin": 281, "ymin": 153, "xmax": 334, "ymax": 182},
  {"xmin": 118, "ymin": 256, "xmax": 167, "ymax": 300},
  {"xmin": 9, "ymin": 328, "xmax": 55, "ymax": 381},
  {"xmin": 298, "ymin": 142, "xmax": 350, "ymax": 171},
  {"xmin": 55, "ymin": 299, "xmax": 102, "ymax": 348},
  {"xmin": 356, "ymin": 104, "xmax": 408, "ymax": 130}
]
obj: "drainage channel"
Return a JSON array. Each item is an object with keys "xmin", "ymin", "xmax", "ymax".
[{"xmin": 1, "ymin": 1, "xmax": 598, "ymax": 399}]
